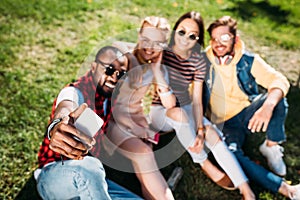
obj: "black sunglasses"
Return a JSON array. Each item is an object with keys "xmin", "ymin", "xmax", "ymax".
[
  {"xmin": 96, "ymin": 60, "xmax": 127, "ymax": 80},
  {"xmin": 176, "ymin": 30, "xmax": 199, "ymax": 41}
]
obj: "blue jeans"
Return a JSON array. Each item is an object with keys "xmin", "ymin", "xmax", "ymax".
[
  {"xmin": 217, "ymin": 94, "xmax": 288, "ymax": 193},
  {"xmin": 37, "ymin": 156, "xmax": 142, "ymax": 200}
]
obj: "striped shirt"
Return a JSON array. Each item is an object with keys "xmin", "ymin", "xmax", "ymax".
[{"xmin": 152, "ymin": 48, "xmax": 207, "ymax": 106}]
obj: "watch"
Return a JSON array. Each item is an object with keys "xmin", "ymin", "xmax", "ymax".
[{"xmin": 46, "ymin": 118, "xmax": 63, "ymax": 140}]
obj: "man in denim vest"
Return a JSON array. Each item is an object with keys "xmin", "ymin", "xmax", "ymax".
[{"xmin": 204, "ymin": 16, "xmax": 300, "ymax": 199}]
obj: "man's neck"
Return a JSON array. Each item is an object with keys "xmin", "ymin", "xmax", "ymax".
[{"xmin": 214, "ymin": 51, "xmax": 235, "ymax": 65}]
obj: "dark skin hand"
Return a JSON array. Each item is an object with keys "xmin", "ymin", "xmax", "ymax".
[{"xmin": 49, "ymin": 103, "xmax": 96, "ymax": 160}]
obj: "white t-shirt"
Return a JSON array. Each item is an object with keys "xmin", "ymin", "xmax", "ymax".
[{"xmin": 56, "ymin": 87, "xmax": 84, "ymax": 109}]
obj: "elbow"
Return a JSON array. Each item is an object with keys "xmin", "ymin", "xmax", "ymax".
[
  {"xmin": 164, "ymin": 102, "xmax": 176, "ymax": 109},
  {"xmin": 163, "ymin": 98, "xmax": 176, "ymax": 109},
  {"xmin": 160, "ymin": 95, "xmax": 176, "ymax": 109},
  {"xmin": 160, "ymin": 99, "xmax": 175, "ymax": 109}
]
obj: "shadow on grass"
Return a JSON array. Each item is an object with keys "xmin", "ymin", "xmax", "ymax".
[
  {"xmin": 15, "ymin": 174, "xmax": 41, "ymax": 200},
  {"xmin": 102, "ymin": 132, "xmax": 181, "ymax": 197},
  {"xmin": 227, "ymin": 0, "xmax": 291, "ymax": 25},
  {"xmin": 242, "ymin": 85, "xmax": 300, "ymax": 198}
]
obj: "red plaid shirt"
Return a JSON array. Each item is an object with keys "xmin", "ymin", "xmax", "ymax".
[{"xmin": 37, "ymin": 70, "xmax": 111, "ymax": 168}]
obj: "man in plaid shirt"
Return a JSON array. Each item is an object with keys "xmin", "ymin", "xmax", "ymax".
[{"xmin": 35, "ymin": 46, "xmax": 142, "ymax": 199}]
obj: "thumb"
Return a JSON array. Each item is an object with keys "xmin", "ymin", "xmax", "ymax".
[{"xmin": 69, "ymin": 103, "xmax": 88, "ymax": 120}]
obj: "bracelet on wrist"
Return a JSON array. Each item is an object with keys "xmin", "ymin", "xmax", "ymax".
[
  {"xmin": 197, "ymin": 127, "xmax": 206, "ymax": 131},
  {"xmin": 46, "ymin": 118, "xmax": 63, "ymax": 140},
  {"xmin": 197, "ymin": 127, "xmax": 206, "ymax": 137}
]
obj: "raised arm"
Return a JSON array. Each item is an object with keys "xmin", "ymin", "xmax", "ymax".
[{"xmin": 152, "ymin": 53, "xmax": 176, "ymax": 109}]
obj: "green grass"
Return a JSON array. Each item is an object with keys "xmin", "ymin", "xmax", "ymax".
[{"xmin": 0, "ymin": 0, "xmax": 299, "ymax": 199}]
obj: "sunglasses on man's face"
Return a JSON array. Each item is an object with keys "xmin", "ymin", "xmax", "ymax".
[
  {"xmin": 96, "ymin": 60, "xmax": 127, "ymax": 80},
  {"xmin": 211, "ymin": 33, "xmax": 233, "ymax": 45},
  {"xmin": 176, "ymin": 30, "xmax": 199, "ymax": 41}
]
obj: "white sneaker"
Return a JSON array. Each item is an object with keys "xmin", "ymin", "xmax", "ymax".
[
  {"xmin": 259, "ymin": 140, "xmax": 286, "ymax": 176},
  {"xmin": 289, "ymin": 184, "xmax": 300, "ymax": 200}
]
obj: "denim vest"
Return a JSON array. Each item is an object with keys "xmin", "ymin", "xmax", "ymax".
[{"xmin": 202, "ymin": 52, "xmax": 260, "ymax": 112}]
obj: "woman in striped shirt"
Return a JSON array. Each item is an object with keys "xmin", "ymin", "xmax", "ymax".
[{"xmin": 149, "ymin": 11, "xmax": 255, "ymax": 199}]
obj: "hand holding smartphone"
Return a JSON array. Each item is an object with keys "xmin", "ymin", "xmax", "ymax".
[{"xmin": 74, "ymin": 107, "xmax": 104, "ymax": 138}]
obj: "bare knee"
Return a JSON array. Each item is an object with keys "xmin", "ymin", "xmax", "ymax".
[
  {"xmin": 119, "ymin": 139, "xmax": 158, "ymax": 172},
  {"xmin": 205, "ymin": 125, "xmax": 221, "ymax": 146},
  {"xmin": 166, "ymin": 107, "xmax": 188, "ymax": 123},
  {"xmin": 131, "ymin": 142, "xmax": 158, "ymax": 173}
]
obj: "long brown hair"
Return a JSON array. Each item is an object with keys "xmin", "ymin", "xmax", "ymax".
[{"xmin": 169, "ymin": 11, "xmax": 205, "ymax": 53}]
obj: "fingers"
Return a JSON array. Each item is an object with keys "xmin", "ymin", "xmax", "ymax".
[
  {"xmin": 67, "ymin": 105, "xmax": 97, "ymax": 146},
  {"xmin": 248, "ymin": 118, "xmax": 269, "ymax": 133},
  {"xmin": 188, "ymin": 137, "xmax": 204, "ymax": 154},
  {"xmin": 54, "ymin": 123, "xmax": 92, "ymax": 150},
  {"xmin": 49, "ymin": 131, "xmax": 89, "ymax": 159},
  {"xmin": 49, "ymin": 142, "xmax": 86, "ymax": 160},
  {"xmin": 248, "ymin": 118, "xmax": 261, "ymax": 133},
  {"xmin": 248, "ymin": 119, "xmax": 256, "ymax": 133},
  {"xmin": 248, "ymin": 107, "xmax": 272, "ymax": 133},
  {"xmin": 49, "ymin": 122, "xmax": 95, "ymax": 159},
  {"xmin": 60, "ymin": 121, "xmax": 96, "ymax": 147},
  {"xmin": 262, "ymin": 120, "xmax": 269, "ymax": 132},
  {"xmin": 69, "ymin": 103, "xmax": 88, "ymax": 120}
]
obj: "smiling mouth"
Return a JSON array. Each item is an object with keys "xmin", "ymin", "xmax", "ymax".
[
  {"xmin": 216, "ymin": 45, "xmax": 226, "ymax": 50},
  {"xmin": 144, "ymin": 48, "xmax": 154, "ymax": 55},
  {"xmin": 104, "ymin": 82, "xmax": 115, "ymax": 89}
]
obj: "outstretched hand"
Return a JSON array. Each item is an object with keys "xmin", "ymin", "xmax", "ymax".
[
  {"xmin": 248, "ymin": 89, "xmax": 283, "ymax": 133},
  {"xmin": 248, "ymin": 103, "xmax": 273, "ymax": 133},
  {"xmin": 49, "ymin": 103, "xmax": 96, "ymax": 160}
]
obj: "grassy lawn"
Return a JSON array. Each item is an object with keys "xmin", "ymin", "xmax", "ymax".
[{"xmin": 0, "ymin": 0, "xmax": 299, "ymax": 199}]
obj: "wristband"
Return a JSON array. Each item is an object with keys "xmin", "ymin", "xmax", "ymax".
[
  {"xmin": 46, "ymin": 118, "xmax": 63, "ymax": 140},
  {"xmin": 158, "ymin": 88, "xmax": 173, "ymax": 97}
]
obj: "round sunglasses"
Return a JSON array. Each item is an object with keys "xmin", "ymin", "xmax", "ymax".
[
  {"xmin": 211, "ymin": 33, "xmax": 234, "ymax": 45},
  {"xmin": 96, "ymin": 60, "xmax": 127, "ymax": 80},
  {"xmin": 176, "ymin": 30, "xmax": 199, "ymax": 41}
]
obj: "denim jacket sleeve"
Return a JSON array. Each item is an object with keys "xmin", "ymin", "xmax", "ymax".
[{"xmin": 236, "ymin": 52, "xmax": 260, "ymax": 101}]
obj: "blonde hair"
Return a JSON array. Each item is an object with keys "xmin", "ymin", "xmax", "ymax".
[{"xmin": 140, "ymin": 16, "xmax": 171, "ymax": 41}]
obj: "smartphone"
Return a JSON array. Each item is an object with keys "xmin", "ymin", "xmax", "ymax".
[{"xmin": 74, "ymin": 107, "xmax": 104, "ymax": 138}]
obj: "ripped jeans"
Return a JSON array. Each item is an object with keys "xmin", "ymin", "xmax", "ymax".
[{"xmin": 36, "ymin": 156, "xmax": 142, "ymax": 200}]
